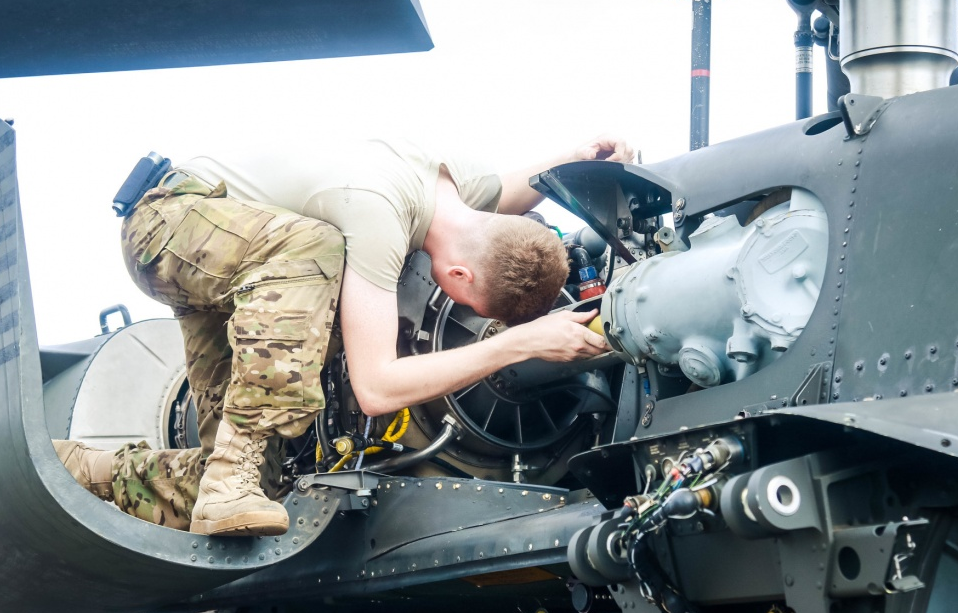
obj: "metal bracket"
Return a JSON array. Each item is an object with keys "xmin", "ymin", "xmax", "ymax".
[
  {"xmin": 537, "ymin": 170, "xmax": 637, "ymax": 265},
  {"xmin": 839, "ymin": 94, "xmax": 892, "ymax": 137},
  {"xmin": 640, "ymin": 395, "xmax": 656, "ymax": 428},
  {"xmin": 296, "ymin": 470, "xmax": 381, "ymax": 511},
  {"xmin": 830, "ymin": 518, "xmax": 929, "ymax": 597},
  {"xmin": 789, "ymin": 362, "xmax": 830, "ymax": 407}
]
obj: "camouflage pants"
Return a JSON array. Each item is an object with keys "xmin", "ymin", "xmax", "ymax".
[{"xmin": 110, "ymin": 174, "xmax": 345, "ymax": 529}]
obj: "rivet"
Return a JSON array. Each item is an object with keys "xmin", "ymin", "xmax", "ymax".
[
  {"xmin": 313, "ymin": 520, "xmax": 320, "ymax": 527},
  {"xmin": 839, "ymin": 268, "xmax": 844, "ymax": 274},
  {"xmin": 849, "ymin": 200, "xmax": 855, "ymax": 207},
  {"xmin": 323, "ymin": 508, "xmax": 329, "ymax": 514},
  {"xmin": 942, "ymin": 439, "xmax": 952, "ymax": 448},
  {"xmin": 401, "ymin": 482, "xmax": 406, "ymax": 488},
  {"xmin": 854, "ymin": 161, "xmax": 860, "ymax": 167},
  {"xmin": 880, "ymin": 357, "xmax": 887, "ymax": 365},
  {"xmin": 853, "ymin": 174, "xmax": 858, "ymax": 180},
  {"xmin": 841, "ymin": 254, "xmax": 845, "ymax": 260},
  {"xmin": 206, "ymin": 543, "xmax": 213, "ymax": 550},
  {"xmin": 842, "ymin": 242, "xmax": 847, "ymax": 247},
  {"xmin": 925, "ymin": 384, "xmax": 934, "ymax": 392},
  {"xmin": 479, "ymin": 552, "xmax": 484, "ymax": 558},
  {"xmin": 828, "ymin": 350, "xmax": 834, "ymax": 356},
  {"xmin": 298, "ymin": 518, "xmax": 305, "ymax": 525},
  {"xmin": 208, "ymin": 556, "xmax": 215, "ymax": 564},
  {"xmin": 844, "ymin": 228, "xmax": 849, "ymax": 234},
  {"xmin": 259, "ymin": 553, "xmax": 266, "ymax": 560},
  {"xmin": 900, "ymin": 390, "xmax": 908, "ymax": 397},
  {"xmin": 190, "ymin": 554, "xmax": 197, "ymax": 562},
  {"xmin": 192, "ymin": 542, "xmax": 198, "ymax": 549},
  {"xmin": 838, "ymin": 159, "xmax": 843, "ymax": 166},
  {"xmin": 847, "ymin": 214, "xmax": 852, "ymax": 220},
  {"xmin": 498, "ymin": 488, "xmax": 504, "ymax": 493},
  {"xmin": 855, "ymin": 362, "xmax": 863, "ymax": 371},
  {"xmin": 851, "ymin": 187, "xmax": 856, "ymax": 193},
  {"xmin": 275, "ymin": 548, "xmax": 281, "ymax": 555},
  {"xmin": 275, "ymin": 537, "xmax": 281, "ymax": 542},
  {"xmin": 930, "ymin": 346, "xmax": 938, "ymax": 354},
  {"xmin": 555, "ymin": 539, "xmax": 560, "ymax": 546},
  {"xmin": 905, "ymin": 351, "xmax": 912, "ymax": 359},
  {"xmin": 835, "ymin": 375, "xmax": 842, "ymax": 382}
]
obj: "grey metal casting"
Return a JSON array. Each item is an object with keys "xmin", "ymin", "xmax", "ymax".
[{"xmin": 602, "ymin": 190, "xmax": 828, "ymax": 387}]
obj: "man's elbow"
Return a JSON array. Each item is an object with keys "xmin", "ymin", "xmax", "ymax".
[{"xmin": 352, "ymin": 386, "xmax": 403, "ymax": 417}]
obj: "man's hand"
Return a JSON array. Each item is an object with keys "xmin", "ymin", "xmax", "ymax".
[
  {"xmin": 501, "ymin": 309, "xmax": 610, "ymax": 362},
  {"xmin": 573, "ymin": 134, "xmax": 638, "ymax": 164}
]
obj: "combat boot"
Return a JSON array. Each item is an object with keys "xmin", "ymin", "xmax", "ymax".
[
  {"xmin": 53, "ymin": 440, "xmax": 115, "ymax": 501},
  {"xmin": 190, "ymin": 419, "xmax": 289, "ymax": 536}
]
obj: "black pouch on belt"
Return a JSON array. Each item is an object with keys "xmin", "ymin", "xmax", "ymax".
[{"xmin": 112, "ymin": 152, "xmax": 171, "ymax": 217}]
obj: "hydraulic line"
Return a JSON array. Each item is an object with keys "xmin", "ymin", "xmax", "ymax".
[{"xmin": 364, "ymin": 420, "xmax": 459, "ymax": 473}]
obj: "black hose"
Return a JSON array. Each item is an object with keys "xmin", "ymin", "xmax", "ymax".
[{"xmin": 364, "ymin": 422, "xmax": 458, "ymax": 473}]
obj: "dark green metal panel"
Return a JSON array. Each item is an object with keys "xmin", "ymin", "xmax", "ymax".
[{"xmin": 1, "ymin": 0, "xmax": 432, "ymax": 78}]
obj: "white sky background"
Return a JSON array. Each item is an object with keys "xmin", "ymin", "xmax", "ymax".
[{"xmin": 0, "ymin": 0, "xmax": 829, "ymax": 345}]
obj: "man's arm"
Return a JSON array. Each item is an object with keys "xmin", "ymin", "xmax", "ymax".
[
  {"xmin": 340, "ymin": 265, "xmax": 609, "ymax": 416},
  {"xmin": 497, "ymin": 134, "xmax": 637, "ymax": 216}
]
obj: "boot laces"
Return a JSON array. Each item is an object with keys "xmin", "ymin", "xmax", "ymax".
[{"xmin": 233, "ymin": 436, "xmax": 268, "ymax": 490}]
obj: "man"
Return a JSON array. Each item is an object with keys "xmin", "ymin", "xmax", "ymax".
[{"xmin": 56, "ymin": 135, "xmax": 634, "ymax": 536}]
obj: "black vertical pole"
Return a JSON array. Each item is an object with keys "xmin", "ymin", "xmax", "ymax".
[
  {"xmin": 690, "ymin": 0, "xmax": 711, "ymax": 151},
  {"xmin": 794, "ymin": 11, "xmax": 814, "ymax": 119}
]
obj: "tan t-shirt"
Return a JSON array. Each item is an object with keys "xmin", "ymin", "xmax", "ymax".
[{"xmin": 178, "ymin": 139, "xmax": 502, "ymax": 291}]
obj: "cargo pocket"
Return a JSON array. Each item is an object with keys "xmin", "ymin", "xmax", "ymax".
[
  {"xmin": 229, "ymin": 301, "xmax": 312, "ymax": 410},
  {"xmin": 161, "ymin": 199, "xmax": 275, "ymax": 305}
]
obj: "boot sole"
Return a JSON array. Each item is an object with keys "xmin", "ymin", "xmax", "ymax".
[{"xmin": 190, "ymin": 511, "xmax": 289, "ymax": 537}]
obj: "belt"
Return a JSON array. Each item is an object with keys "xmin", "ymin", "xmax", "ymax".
[{"xmin": 159, "ymin": 170, "xmax": 190, "ymax": 189}]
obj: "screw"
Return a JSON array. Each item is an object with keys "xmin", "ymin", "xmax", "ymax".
[
  {"xmin": 855, "ymin": 362, "xmax": 863, "ymax": 371},
  {"xmin": 835, "ymin": 375, "xmax": 842, "ymax": 382},
  {"xmin": 900, "ymin": 390, "xmax": 908, "ymax": 397},
  {"xmin": 930, "ymin": 346, "xmax": 938, "ymax": 354},
  {"xmin": 676, "ymin": 198, "xmax": 686, "ymax": 210},
  {"xmin": 880, "ymin": 357, "xmax": 887, "ymax": 365},
  {"xmin": 926, "ymin": 384, "xmax": 935, "ymax": 392}
]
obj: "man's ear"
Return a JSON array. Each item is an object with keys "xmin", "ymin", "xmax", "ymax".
[{"xmin": 447, "ymin": 265, "xmax": 475, "ymax": 284}]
